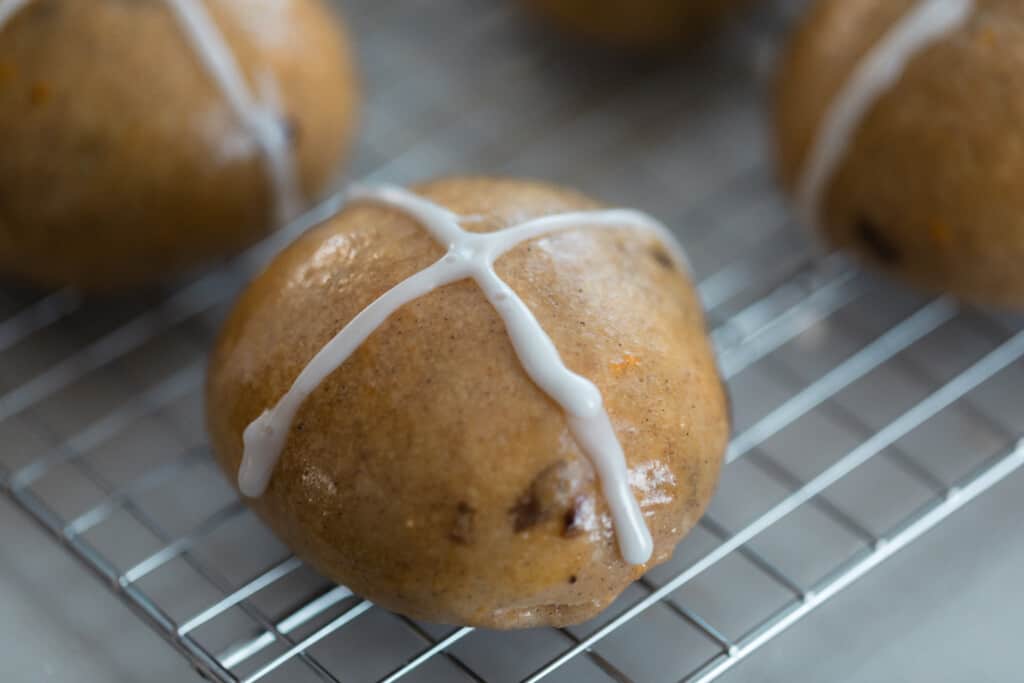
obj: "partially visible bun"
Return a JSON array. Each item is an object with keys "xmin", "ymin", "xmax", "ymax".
[
  {"xmin": 776, "ymin": 0, "xmax": 1024, "ymax": 309},
  {"xmin": 0, "ymin": 0, "xmax": 358, "ymax": 290}
]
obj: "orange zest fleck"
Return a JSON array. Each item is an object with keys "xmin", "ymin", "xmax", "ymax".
[
  {"xmin": 978, "ymin": 26, "xmax": 998, "ymax": 49},
  {"xmin": 610, "ymin": 352, "xmax": 641, "ymax": 377},
  {"xmin": 928, "ymin": 219, "xmax": 953, "ymax": 248},
  {"xmin": 29, "ymin": 81, "xmax": 50, "ymax": 106}
]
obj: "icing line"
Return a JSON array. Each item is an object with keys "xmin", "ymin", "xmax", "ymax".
[
  {"xmin": 165, "ymin": 0, "xmax": 302, "ymax": 225},
  {"xmin": 240, "ymin": 184, "xmax": 694, "ymax": 566},
  {"xmin": 795, "ymin": 0, "xmax": 974, "ymax": 230}
]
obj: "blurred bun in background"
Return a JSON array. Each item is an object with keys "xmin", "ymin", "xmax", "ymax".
[
  {"xmin": 776, "ymin": 0, "xmax": 1024, "ymax": 310},
  {"xmin": 0, "ymin": 0, "xmax": 358, "ymax": 290}
]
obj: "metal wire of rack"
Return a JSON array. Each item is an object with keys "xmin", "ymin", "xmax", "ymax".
[{"xmin": 1, "ymin": 1, "xmax": 1022, "ymax": 681}]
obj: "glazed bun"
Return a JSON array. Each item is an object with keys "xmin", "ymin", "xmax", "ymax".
[
  {"xmin": 523, "ymin": 0, "xmax": 746, "ymax": 50},
  {"xmin": 776, "ymin": 0, "xmax": 1024, "ymax": 309},
  {"xmin": 0, "ymin": 0, "xmax": 358, "ymax": 290},
  {"xmin": 207, "ymin": 176, "xmax": 729, "ymax": 628}
]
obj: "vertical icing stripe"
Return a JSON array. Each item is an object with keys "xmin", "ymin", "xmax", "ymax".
[
  {"xmin": 164, "ymin": 0, "xmax": 303, "ymax": 225},
  {"xmin": 240, "ymin": 184, "xmax": 695, "ymax": 566},
  {"xmin": 795, "ymin": 0, "xmax": 975, "ymax": 230}
]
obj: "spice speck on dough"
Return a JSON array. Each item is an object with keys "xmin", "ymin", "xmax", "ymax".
[
  {"xmin": 0, "ymin": 62, "xmax": 15, "ymax": 87},
  {"xmin": 29, "ymin": 81, "xmax": 50, "ymax": 107},
  {"xmin": 450, "ymin": 502, "xmax": 476, "ymax": 545},
  {"xmin": 929, "ymin": 219, "xmax": 953, "ymax": 248}
]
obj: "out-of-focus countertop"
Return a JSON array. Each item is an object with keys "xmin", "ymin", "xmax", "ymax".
[{"xmin": 0, "ymin": 497, "xmax": 193, "ymax": 683}]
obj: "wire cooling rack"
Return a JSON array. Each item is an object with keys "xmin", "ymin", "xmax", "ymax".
[{"xmin": 2, "ymin": 1, "xmax": 1023, "ymax": 681}]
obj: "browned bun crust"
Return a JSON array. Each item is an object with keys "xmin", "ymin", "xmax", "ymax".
[
  {"xmin": 206, "ymin": 176, "xmax": 729, "ymax": 628},
  {"xmin": 0, "ymin": 0, "xmax": 358, "ymax": 290},
  {"xmin": 776, "ymin": 0, "xmax": 1024, "ymax": 309}
]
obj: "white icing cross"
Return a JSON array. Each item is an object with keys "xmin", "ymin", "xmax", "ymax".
[
  {"xmin": 240, "ymin": 184, "xmax": 691, "ymax": 566},
  {"xmin": 0, "ymin": 0, "xmax": 302, "ymax": 226},
  {"xmin": 796, "ymin": 0, "xmax": 974, "ymax": 229}
]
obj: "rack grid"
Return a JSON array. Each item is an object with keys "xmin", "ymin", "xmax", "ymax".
[{"xmin": 2, "ymin": 1, "xmax": 1022, "ymax": 681}]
